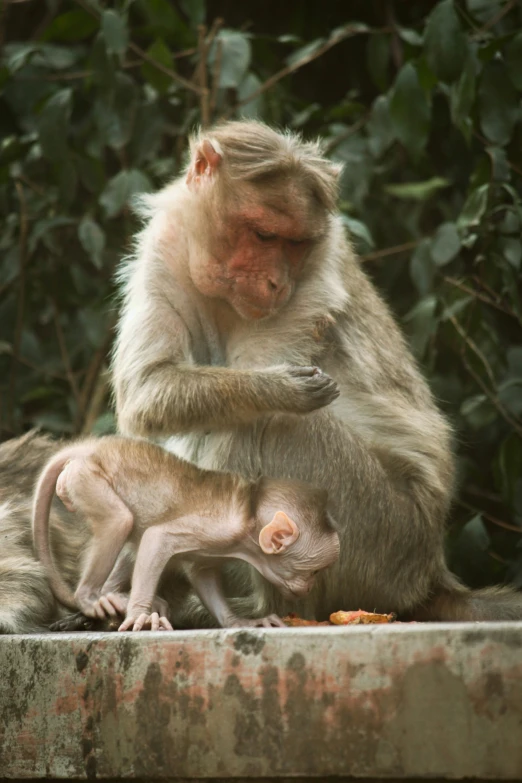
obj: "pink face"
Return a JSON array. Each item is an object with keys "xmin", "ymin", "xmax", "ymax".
[{"xmin": 193, "ymin": 201, "xmax": 321, "ymax": 320}]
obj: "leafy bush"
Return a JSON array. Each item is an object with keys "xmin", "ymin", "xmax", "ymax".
[{"xmin": 1, "ymin": 0, "xmax": 521, "ymax": 587}]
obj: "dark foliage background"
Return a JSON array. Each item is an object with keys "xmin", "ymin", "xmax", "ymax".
[{"xmin": 1, "ymin": 0, "xmax": 522, "ymax": 589}]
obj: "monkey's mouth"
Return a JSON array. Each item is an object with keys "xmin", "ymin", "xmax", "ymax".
[{"xmin": 232, "ymin": 293, "xmax": 276, "ymax": 321}]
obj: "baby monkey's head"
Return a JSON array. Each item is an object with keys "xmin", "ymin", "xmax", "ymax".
[{"xmin": 252, "ymin": 477, "xmax": 340, "ymax": 600}]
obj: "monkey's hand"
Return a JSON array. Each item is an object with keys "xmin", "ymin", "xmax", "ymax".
[
  {"xmin": 271, "ymin": 366, "xmax": 339, "ymax": 414},
  {"xmin": 224, "ymin": 614, "xmax": 286, "ymax": 628},
  {"xmin": 76, "ymin": 590, "xmax": 129, "ymax": 620},
  {"xmin": 118, "ymin": 612, "xmax": 173, "ymax": 632}
]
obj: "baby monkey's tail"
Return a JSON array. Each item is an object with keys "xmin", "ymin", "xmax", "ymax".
[{"xmin": 32, "ymin": 443, "xmax": 93, "ymax": 611}]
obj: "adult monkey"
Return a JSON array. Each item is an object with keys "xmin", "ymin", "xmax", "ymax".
[{"xmin": 112, "ymin": 119, "xmax": 522, "ymax": 624}]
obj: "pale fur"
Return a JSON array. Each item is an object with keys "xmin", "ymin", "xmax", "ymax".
[
  {"xmin": 30, "ymin": 435, "xmax": 338, "ymax": 631},
  {"xmin": 1, "ymin": 122, "xmax": 521, "ymax": 632}
]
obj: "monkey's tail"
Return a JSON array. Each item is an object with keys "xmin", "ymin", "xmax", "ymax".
[
  {"xmin": 32, "ymin": 444, "xmax": 92, "ymax": 611},
  {"xmin": 415, "ymin": 572, "xmax": 522, "ymax": 621}
]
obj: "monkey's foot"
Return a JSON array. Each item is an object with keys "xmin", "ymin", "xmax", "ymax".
[
  {"xmin": 118, "ymin": 612, "xmax": 173, "ymax": 632},
  {"xmin": 49, "ymin": 611, "xmax": 122, "ymax": 633},
  {"xmin": 225, "ymin": 614, "xmax": 286, "ymax": 628}
]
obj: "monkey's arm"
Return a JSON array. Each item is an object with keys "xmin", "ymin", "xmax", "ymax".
[
  {"xmin": 113, "ymin": 300, "xmax": 338, "ymax": 436},
  {"xmin": 184, "ymin": 563, "xmax": 285, "ymax": 628}
]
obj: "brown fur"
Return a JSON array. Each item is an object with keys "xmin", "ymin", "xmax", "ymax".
[
  {"xmin": 0, "ymin": 120, "xmax": 521, "ymax": 632},
  {"xmin": 111, "ymin": 119, "xmax": 522, "ymax": 624}
]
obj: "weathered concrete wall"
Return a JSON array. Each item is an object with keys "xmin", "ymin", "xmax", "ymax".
[{"xmin": 1, "ymin": 623, "xmax": 521, "ymax": 780}]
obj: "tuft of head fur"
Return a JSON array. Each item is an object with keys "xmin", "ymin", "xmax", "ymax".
[{"xmin": 189, "ymin": 120, "xmax": 342, "ymax": 212}]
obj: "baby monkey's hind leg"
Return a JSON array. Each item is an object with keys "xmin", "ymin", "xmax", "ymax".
[{"xmin": 57, "ymin": 457, "xmax": 133, "ymax": 619}]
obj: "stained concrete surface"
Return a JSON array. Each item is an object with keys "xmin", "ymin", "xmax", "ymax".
[{"xmin": 1, "ymin": 623, "xmax": 521, "ymax": 780}]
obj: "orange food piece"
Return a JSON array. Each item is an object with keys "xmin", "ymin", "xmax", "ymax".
[
  {"xmin": 283, "ymin": 613, "xmax": 330, "ymax": 627},
  {"xmin": 329, "ymin": 609, "xmax": 396, "ymax": 625}
]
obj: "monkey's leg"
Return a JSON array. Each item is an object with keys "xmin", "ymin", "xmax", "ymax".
[
  {"xmin": 119, "ymin": 523, "xmax": 178, "ymax": 631},
  {"xmin": 201, "ymin": 412, "xmax": 448, "ymax": 618},
  {"xmin": 185, "ymin": 564, "xmax": 285, "ymax": 628},
  {"xmin": 60, "ymin": 458, "xmax": 133, "ymax": 619}
]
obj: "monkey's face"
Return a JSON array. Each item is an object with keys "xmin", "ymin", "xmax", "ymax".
[
  {"xmin": 265, "ymin": 528, "xmax": 340, "ymax": 600},
  {"xmin": 191, "ymin": 184, "xmax": 326, "ymax": 321}
]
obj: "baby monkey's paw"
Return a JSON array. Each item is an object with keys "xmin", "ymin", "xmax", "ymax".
[
  {"xmin": 118, "ymin": 611, "xmax": 173, "ymax": 632},
  {"xmin": 77, "ymin": 591, "xmax": 128, "ymax": 620},
  {"xmin": 226, "ymin": 614, "xmax": 286, "ymax": 628}
]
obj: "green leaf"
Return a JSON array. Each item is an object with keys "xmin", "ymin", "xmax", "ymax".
[
  {"xmin": 37, "ymin": 89, "xmax": 72, "ymax": 163},
  {"xmin": 450, "ymin": 55, "xmax": 476, "ymax": 139},
  {"xmin": 136, "ymin": 0, "xmax": 190, "ymax": 45},
  {"xmin": 398, "ymin": 28, "xmax": 423, "ymax": 46},
  {"xmin": 384, "ymin": 177, "xmax": 450, "ymax": 201},
  {"xmin": 78, "ymin": 217, "xmax": 106, "ymax": 269},
  {"xmin": 424, "ymin": 0, "xmax": 468, "ymax": 84},
  {"xmin": 367, "ymin": 95, "xmax": 395, "ymax": 158},
  {"xmin": 458, "ymin": 184, "xmax": 489, "ymax": 228},
  {"xmin": 467, "ymin": 0, "xmax": 503, "ymax": 24},
  {"xmin": 91, "ymin": 411, "xmax": 116, "ymax": 436},
  {"xmin": 179, "ymin": 0, "xmax": 205, "ymax": 28},
  {"xmin": 410, "ymin": 239, "xmax": 435, "ymax": 295},
  {"xmin": 403, "ymin": 295, "xmax": 438, "ymax": 359},
  {"xmin": 479, "ymin": 61, "xmax": 519, "ymax": 146},
  {"xmin": 4, "ymin": 43, "xmax": 37, "ymax": 73},
  {"xmin": 211, "ymin": 30, "xmax": 251, "ymax": 89},
  {"xmin": 33, "ymin": 45, "xmax": 81, "ymax": 71},
  {"xmin": 430, "ymin": 222, "xmax": 461, "ymax": 266},
  {"xmin": 341, "ymin": 215, "xmax": 374, "ymax": 251},
  {"xmin": 102, "ymin": 10, "xmax": 128, "ymax": 56},
  {"xmin": 237, "ymin": 72, "xmax": 263, "ymax": 118},
  {"xmin": 94, "ymin": 73, "xmax": 138, "ymax": 149},
  {"xmin": 441, "ymin": 296, "xmax": 472, "ymax": 321},
  {"xmin": 366, "ymin": 34, "xmax": 389, "ymax": 91},
  {"xmin": 507, "ymin": 346, "xmax": 522, "ymax": 378},
  {"xmin": 389, "ymin": 63, "xmax": 430, "ymax": 159},
  {"xmin": 100, "ymin": 169, "xmax": 152, "ymax": 218},
  {"xmin": 141, "ymin": 38, "xmax": 175, "ymax": 93},
  {"xmin": 498, "ymin": 380, "xmax": 522, "ymax": 418},
  {"xmin": 41, "ymin": 10, "xmax": 98, "ymax": 42},
  {"xmin": 460, "ymin": 395, "xmax": 497, "ymax": 429},
  {"xmin": 497, "ymin": 433, "xmax": 522, "ymax": 507},
  {"xmin": 89, "ymin": 31, "xmax": 116, "ymax": 91},
  {"xmin": 500, "ymin": 238, "xmax": 522, "ymax": 269},
  {"xmin": 486, "ymin": 146, "xmax": 510, "ymax": 183},
  {"xmin": 506, "ymin": 32, "xmax": 522, "ymax": 90},
  {"xmin": 286, "ymin": 38, "xmax": 325, "ymax": 69}
]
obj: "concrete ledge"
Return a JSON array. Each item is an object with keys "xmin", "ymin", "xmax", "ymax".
[{"xmin": 1, "ymin": 623, "xmax": 521, "ymax": 780}]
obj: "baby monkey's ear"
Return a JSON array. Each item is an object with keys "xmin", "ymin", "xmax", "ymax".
[
  {"xmin": 259, "ymin": 511, "xmax": 300, "ymax": 555},
  {"xmin": 186, "ymin": 139, "xmax": 222, "ymax": 187}
]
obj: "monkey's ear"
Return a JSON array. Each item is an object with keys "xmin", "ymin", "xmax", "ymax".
[
  {"xmin": 186, "ymin": 139, "xmax": 222, "ymax": 187},
  {"xmin": 259, "ymin": 511, "xmax": 300, "ymax": 555}
]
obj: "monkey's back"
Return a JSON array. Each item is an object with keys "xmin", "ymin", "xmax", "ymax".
[{"xmin": 90, "ymin": 436, "xmax": 241, "ymax": 534}]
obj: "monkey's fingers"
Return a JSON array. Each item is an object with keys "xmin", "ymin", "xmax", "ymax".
[
  {"xmin": 260, "ymin": 614, "xmax": 286, "ymax": 628},
  {"xmin": 288, "ymin": 366, "xmax": 324, "ymax": 379},
  {"xmin": 132, "ymin": 613, "xmax": 151, "ymax": 632},
  {"xmin": 303, "ymin": 376, "xmax": 340, "ymax": 410},
  {"xmin": 158, "ymin": 616, "xmax": 174, "ymax": 631},
  {"xmin": 97, "ymin": 595, "xmax": 119, "ymax": 618},
  {"xmin": 118, "ymin": 615, "xmax": 139, "ymax": 632}
]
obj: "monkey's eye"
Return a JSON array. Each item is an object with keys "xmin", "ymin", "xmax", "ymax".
[
  {"xmin": 255, "ymin": 230, "xmax": 277, "ymax": 242},
  {"xmin": 288, "ymin": 238, "xmax": 307, "ymax": 246}
]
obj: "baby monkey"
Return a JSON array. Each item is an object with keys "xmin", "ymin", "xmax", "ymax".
[{"xmin": 32, "ymin": 437, "xmax": 340, "ymax": 632}]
